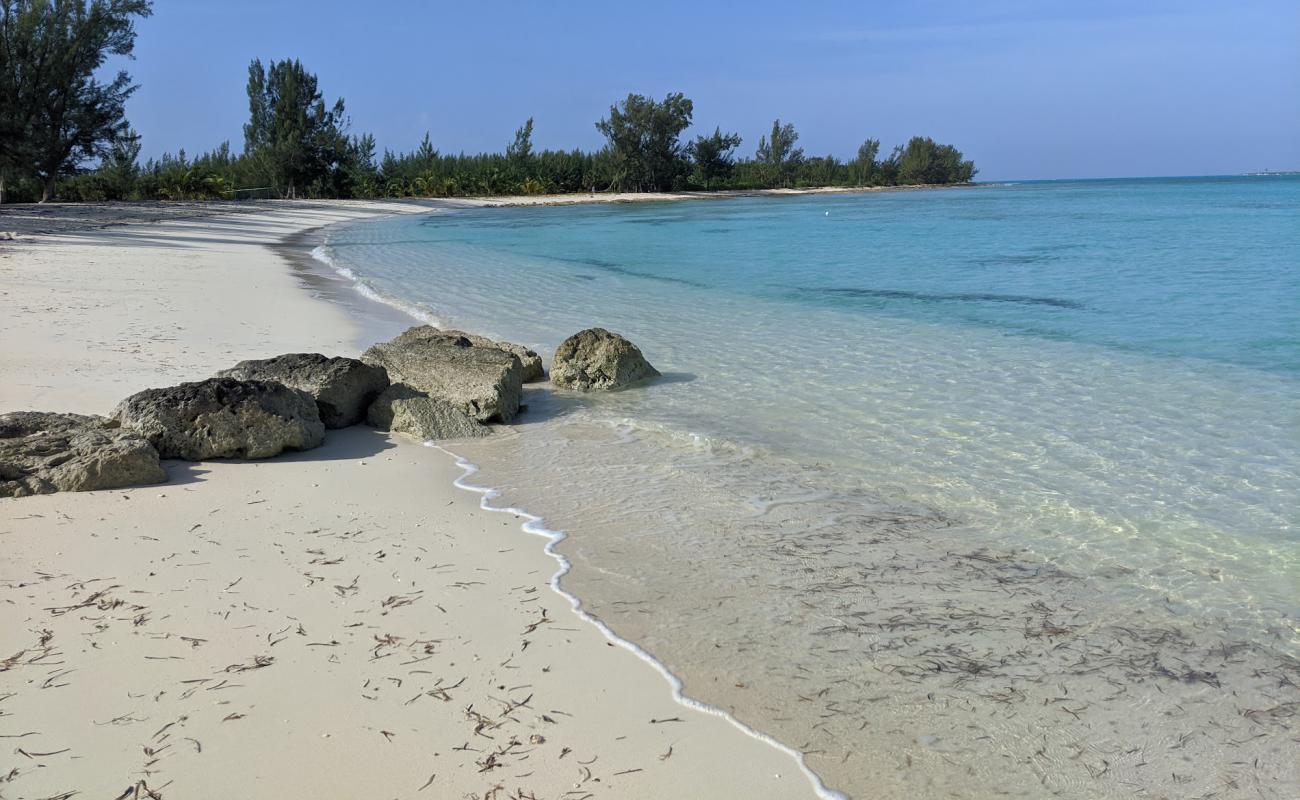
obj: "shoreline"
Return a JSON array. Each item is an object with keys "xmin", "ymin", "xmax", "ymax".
[
  {"xmin": 291, "ymin": 204, "xmax": 849, "ymax": 798},
  {"xmin": 448, "ymin": 182, "xmax": 977, "ymax": 209},
  {"xmin": 272, "ymin": 224, "xmax": 427, "ymax": 350},
  {"xmin": 0, "ymin": 182, "xmax": 976, "ymax": 236},
  {"xmin": 0, "ymin": 201, "xmax": 824, "ymax": 799}
]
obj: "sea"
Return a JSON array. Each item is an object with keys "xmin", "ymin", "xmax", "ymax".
[{"xmin": 312, "ymin": 177, "xmax": 1299, "ymax": 799}]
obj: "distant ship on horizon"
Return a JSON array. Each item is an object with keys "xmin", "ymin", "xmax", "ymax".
[{"xmin": 1245, "ymin": 168, "xmax": 1300, "ymax": 176}]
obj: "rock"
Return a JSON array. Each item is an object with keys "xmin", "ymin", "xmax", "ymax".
[
  {"xmin": 441, "ymin": 329, "xmax": 546, "ymax": 383},
  {"xmin": 550, "ymin": 328, "xmax": 660, "ymax": 391},
  {"xmin": 216, "ymin": 353, "xmax": 389, "ymax": 429},
  {"xmin": 0, "ymin": 412, "xmax": 166, "ymax": 498},
  {"xmin": 362, "ymin": 326, "xmax": 523, "ymax": 422},
  {"xmin": 115, "ymin": 378, "xmax": 325, "ymax": 460},
  {"xmin": 366, "ymin": 384, "xmax": 490, "ymax": 441}
]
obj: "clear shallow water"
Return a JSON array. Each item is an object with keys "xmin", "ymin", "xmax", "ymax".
[{"xmin": 320, "ymin": 178, "xmax": 1299, "ymax": 799}]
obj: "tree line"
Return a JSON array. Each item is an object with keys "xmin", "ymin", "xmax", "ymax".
[{"xmin": 1, "ymin": 1, "xmax": 976, "ymax": 204}]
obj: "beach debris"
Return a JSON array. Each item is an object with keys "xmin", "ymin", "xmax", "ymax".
[
  {"xmin": 224, "ymin": 655, "xmax": 274, "ymax": 673},
  {"xmin": 0, "ymin": 411, "xmax": 165, "ymax": 497},
  {"xmin": 115, "ymin": 377, "xmax": 325, "ymax": 460},
  {"xmin": 366, "ymin": 384, "xmax": 490, "ymax": 441},
  {"xmin": 522, "ymin": 609, "xmax": 552, "ymax": 635},
  {"xmin": 112, "ymin": 779, "xmax": 164, "ymax": 799},
  {"xmin": 549, "ymin": 328, "xmax": 659, "ymax": 391},
  {"xmin": 216, "ymin": 353, "xmax": 389, "ymax": 428},
  {"xmin": 362, "ymin": 326, "xmax": 524, "ymax": 422}
]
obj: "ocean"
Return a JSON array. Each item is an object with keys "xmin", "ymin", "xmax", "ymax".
[{"xmin": 313, "ymin": 177, "xmax": 1299, "ymax": 799}]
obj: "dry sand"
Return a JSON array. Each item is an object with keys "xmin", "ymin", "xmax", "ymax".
[{"xmin": 0, "ymin": 202, "xmax": 821, "ymax": 799}]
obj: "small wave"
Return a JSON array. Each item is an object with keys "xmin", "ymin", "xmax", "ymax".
[
  {"xmin": 428, "ymin": 443, "xmax": 850, "ymax": 800},
  {"xmin": 310, "ymin": 242, "xmax": 444, "ymax": 327}
]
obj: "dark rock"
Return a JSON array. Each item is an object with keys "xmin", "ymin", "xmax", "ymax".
[
  {"xmin": 366, "ymin": 384, "xmax": 490, "ymax": 441},
  {"xmin": 0, "ymin": 412, "xmax": 165, "ymax": 497},
  {"xmin": 440, "ymin": 329, "xmax": 546, "ymax": 383},
  {"xmin": 550, "ymin": 328, "xmax": 660, "ymax": 391},
  {"xmin": 362, "ymin": 326, "xmax": 523, "ymax": 422},
  {"xmin": 216, "ymin": 353, "xmax": 389, "ymax": 428},
  {"xmin": 115, "ymin": 377, "xmax": 325, "ymax": 460}
]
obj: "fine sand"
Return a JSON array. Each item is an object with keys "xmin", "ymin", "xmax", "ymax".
[{"xmin": 0, "ymin": 202, "xmax": 822, "ymax": 799}]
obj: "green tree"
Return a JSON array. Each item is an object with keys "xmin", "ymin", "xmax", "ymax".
[
  {"xmin": 98, "ymin": 124, "xmax": 139, "ymax": 197},
  {"xmin": 340, "ymin": 132, "xmax": 378, "ymax": 197},
  {"xmin": 243, "ymin": 57, "xmax": 347, "ymax": 198},
  {"xmin": 414, "ymin": 132, "xmax": 436, "ymax": 167},
  {"xmin": 0, "ymin": 0, "xmax": 152, "ymax": 202},
  {"xmin": 595, "ymin": 92, "xmax": 693, "ymax": 192},
  {"xmin": 755, "ymin": 119, "xmax": 804, "ymax": 188},
  {"xmin": 686, "ymin": 127, "xmax": 741, "ymax": 190},
  {"xmin": 893, "ymin": 136, "xmax": 976, "ymax": 185},
  {"xmin": 851, "ymin": 138, "xmax": 880, "ymax": 186},
  {"xmin": 507, "ymin": 117, "xmax": 533, "ymax": 162}
]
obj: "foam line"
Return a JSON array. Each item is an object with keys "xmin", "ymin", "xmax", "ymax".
[
  {"xmin": 428, "ymin": 443, "xmax": 849, "ymax": 800},
  {"xmin": 310, "ymin": 242, "xmax": 444, "ymax": 327}
]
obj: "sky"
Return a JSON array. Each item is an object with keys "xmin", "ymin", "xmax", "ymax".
[{"xmin": 115, "ymin": 0, "xmax": 1299, "ymax": 181}]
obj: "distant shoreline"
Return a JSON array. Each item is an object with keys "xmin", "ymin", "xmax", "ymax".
[
  {"xmin": 450, "ymin": 181, "xmax": 977, "ymax": 209},
  {"xmin": 0, "ymin": 182, "xmax": 977, "ymax": 236}
]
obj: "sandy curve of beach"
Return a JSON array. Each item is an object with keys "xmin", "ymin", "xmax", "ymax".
[{"xmin": 0, "ymin": 201, "xmax": 823, "ymax": 799}]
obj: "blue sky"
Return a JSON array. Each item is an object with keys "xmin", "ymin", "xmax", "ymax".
[{"xmin": 119, "ymin": 1, "xmax": 1298, "ymax": 180}]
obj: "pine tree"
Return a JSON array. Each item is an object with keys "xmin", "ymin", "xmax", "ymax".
[
  {"xmin": 686, "ymin": 127, "xmax": 742, "ymax": 190},
  {"xmin": 0, "ymin": 0, "xmax": 152, "ymax": 202},
  {"xmin": 242, "ymin": 58, "xmax": 347, "ymax": 198}
]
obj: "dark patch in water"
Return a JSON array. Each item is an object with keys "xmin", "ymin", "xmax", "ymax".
[
  {"xmin": 594, "ymin": 263, "xmax": 710, "ymax": 288},
  {"xmin": 529, "ymin": 252, "xmax": 711, "ymax": 289},
  {"xmin": 803, "ymin": 286, "xmax": 1085, "ymax": 309},
  {"xmin": 570, "ymin": 256, "xmax": 622, "ymax": 269},
  {"xmin": 968, "ymin": 253, "xmax": 1062, "ymax": 266}
]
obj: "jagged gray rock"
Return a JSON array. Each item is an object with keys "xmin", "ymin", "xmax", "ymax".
[
  {"xmin": 0, "ymin": 412, "xmax": 166, "ymax": 497},
  {"xmin": 550, "ymin": 328, "xmax": 660, "ymax": 391},
  {"xmin": 216, "ymin": 353, "xmax": 389, "ymax": 428},
  {"xmin": 366, "ymin": 384, "xmax": 490, "ymax": 441},
  {"xmin": 440, "ymin": 329, "xmax": 545, "ymax": 383},
  {"xmin": 362, "ymin": 326, "xmax": 523, "ymax": 422},
  {"xmin": 115, "ymin": 377, "xmax": 325, "ymax": 460}
]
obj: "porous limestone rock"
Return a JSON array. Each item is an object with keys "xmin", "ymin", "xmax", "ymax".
[
  {"xmin": 440, "ymin": 329, "xmax": 546, "ymax": 383},
  {"xmin": 0, "ymin": 412, "xmax": 165, "ymax": 497},
  {"xmin": 365, "ymin": 384, "xmax": 489, "ymax": 441},
  {"xmin": 217, "ymin": 353, "xmax": 389, "ymax": 428},
  {"xmin": 115, "ymin": 378, "xmax": 325, "ymax": 460},
  {"xmin": 550, "ymin": 328, "xmax": 660, "ymax": 391},
  {"xmin": 362, "ymin": 326, "xmax": 523, "ymax": 422}
]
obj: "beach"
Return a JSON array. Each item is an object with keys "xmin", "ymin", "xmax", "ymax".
[
  {"xmin": 2, "ymin": 185, "xmax": 1297, "ymax": 800},
  {"xmin": 0, "ymin": 201, "xmax": 825, "ymax": 800}
]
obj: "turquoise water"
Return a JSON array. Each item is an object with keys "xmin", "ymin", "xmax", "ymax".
[{"xmin": 319, "ymin": 178, "xmax": 1299, "ymax": 799}]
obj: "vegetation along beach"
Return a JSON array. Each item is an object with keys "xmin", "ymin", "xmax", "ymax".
[{"xmin": 2, "ymin": 2, "xmax": 1297, "ymax": 799}]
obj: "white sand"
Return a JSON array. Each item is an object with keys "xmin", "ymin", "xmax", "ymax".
[{"xmin": 0, "ymin": 202, "xmax": 820, "ymax": 799}]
